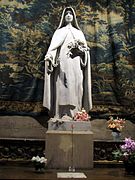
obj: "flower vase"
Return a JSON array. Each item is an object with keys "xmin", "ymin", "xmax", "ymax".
[
  {"xmin": 34, "ymin": 163, "xmax": 45, "ymax": 173},
  {"xmin": 111, "ymin": 131, "xmax": 121, "ymax": 141}
]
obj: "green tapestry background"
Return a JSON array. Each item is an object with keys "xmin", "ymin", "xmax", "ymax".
[{"xmin": 0, "ymin": 0, "xmax": 135, "ymax": 120}]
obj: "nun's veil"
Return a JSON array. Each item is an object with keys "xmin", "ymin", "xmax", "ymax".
[{"xmin": 57, "ymin": 7, "xmax": 80, "ymax": 30}]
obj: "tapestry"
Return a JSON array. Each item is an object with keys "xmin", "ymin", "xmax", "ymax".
[{"xmin": 0, "ymin": 0, "xmax": 135, "ymax": 121}]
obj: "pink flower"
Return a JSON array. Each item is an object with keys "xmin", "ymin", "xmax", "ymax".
[
  {"xmin": 73, "ymin": 108, "xmax": 90, "ymax": 121},
  {"xmin": 120, "ymin": 138, "xmax": 135, "ymax": 153}
]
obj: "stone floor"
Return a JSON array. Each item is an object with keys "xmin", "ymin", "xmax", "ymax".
[{"xmin": 0, "ymin": 165, "xmax": 135, "ymax": 180}]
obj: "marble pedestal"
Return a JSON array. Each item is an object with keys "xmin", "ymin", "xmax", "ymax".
[{"xmin": 46, "ymin": 120, "xmax": 93, "ymax": 169}]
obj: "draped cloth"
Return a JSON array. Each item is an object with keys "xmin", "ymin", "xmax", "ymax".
[{"xmin": 43, "ymin": 7, "xmax": 92, "ymax": 118}]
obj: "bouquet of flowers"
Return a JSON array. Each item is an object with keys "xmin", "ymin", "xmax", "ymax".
[
  {"xmin": 113, "ymin": 138, "xmax": 135, "ymax": 174},
  {"xmin": 67, "ymin": 40, "xmax": 89, "ymax": 58},
  {"xmin": 31, "ymin": 155, "xmax": 47, "ymax": 171},
  {"xmin": 107, "ymin": 116, "xmax": 125, "ymax": 132},
  {"xmin": 73, "ymin": 108, "xmax": 90, "ymax": 121}
]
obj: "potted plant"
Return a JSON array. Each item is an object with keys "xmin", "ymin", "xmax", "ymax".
[
  {"xmin": 31, "ymin": 155, "xmax": 47, "ymax": 173},
  {"xmin": 113, "ymin": 137, "xmax": 135, "ymax": 174},
  {"xmin": 107, "ymin": 116, "xmax": 125, "ymax": 141}
]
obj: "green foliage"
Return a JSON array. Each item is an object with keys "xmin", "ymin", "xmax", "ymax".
[
  {"xmin": 112, "ymin": 149, "xmax": 123, "ymax": 161},
  {"xmin": 6, "ymin": 27, "xmax": 48, "ymax": 79},
  {"xmin": 0, "ymin": 65, "xmax": 14, "ymax": 85},
  {"xmin": 0, "ymin": 11, "xmax": 12, "ymax": 29}
]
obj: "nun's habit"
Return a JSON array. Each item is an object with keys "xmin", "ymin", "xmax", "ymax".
[{"xmin": 43, "ymin": 7, "xmax": 92, "ymax": 118}]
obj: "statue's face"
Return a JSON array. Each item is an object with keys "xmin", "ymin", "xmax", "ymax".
[{"xmin": 65, "ymin": 10, "xmax": 73, "ymax": 24}]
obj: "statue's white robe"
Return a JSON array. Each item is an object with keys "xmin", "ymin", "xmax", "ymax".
[{"xmin": 43, "ymin": 25, "xmax": 92, "ymax": 118}]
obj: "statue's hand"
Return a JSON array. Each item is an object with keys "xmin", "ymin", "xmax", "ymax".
[
  {"xmin": 44, "ymin": 54, "xmax": 53, "ymax": 62},
  {"xmin": 45, "ymin": 60, "xmax": 50, "ymax": 67},
  {"xmin": 44, "ymin": 54, "xmax": 53, "ymax": 72},
  {"xmin": 44, "ymin": 56, "xmax": 54, "ymax": 73},
  {"xmin": 45, "ymin": 60, "xmax": 53, "ymax": 74}
]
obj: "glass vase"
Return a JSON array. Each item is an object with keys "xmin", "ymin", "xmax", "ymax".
[{"xmin": 111, "ymin": 131, "xmax": 121, "ymax": 141}]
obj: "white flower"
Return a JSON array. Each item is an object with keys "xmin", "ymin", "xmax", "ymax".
[
  {"xmin": 123, "ymin": 152, "xmax": 129, "ymax": 156},
  {"xmin": 31, "ymin": 156, "xmax": 47, "ymax": 164},
  {"xmin": 40, "ymin": 157, "xmax": 47, "ymax": 164},
  {"xmin": 31, "ymin": 156, "xmax": 36, "ymax": 161},
  {"xmin": 35, "ymin": 156, "xmax": 41, "ymax": 162}
]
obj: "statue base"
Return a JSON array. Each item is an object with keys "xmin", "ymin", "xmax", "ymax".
[
  {"xmin": 48, "ymin": 118, "xmax": 91, "ymax": 131},
  {"xmin": 46, "ymin": 126, "xmax": 93, "ymax": 169}
]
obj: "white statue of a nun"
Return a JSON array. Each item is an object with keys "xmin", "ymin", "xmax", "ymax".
[{"xmin": 43, "ymin": 7, "xmax": 92, "ymax": 118}]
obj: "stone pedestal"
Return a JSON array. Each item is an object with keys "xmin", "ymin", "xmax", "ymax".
[
  {"xmin": 48, "ymin": 119, "xmax": 91, "ymax": 131},
  {"xmin": 46, "ymin": 129, "xmax": 93, "ymax": 169}
]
